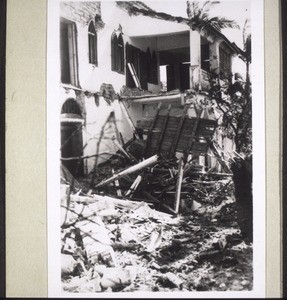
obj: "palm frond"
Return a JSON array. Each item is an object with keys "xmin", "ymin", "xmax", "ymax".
[
  {"xmin": 201, "ymin": 1, "xmax": 221, "ymax": 14},
  {"xmin": 242, "ymin": 18, "xmax": 251, "ymax": 45},
  {"xmin": 213, "ymin": 17, "xmax": 240, "ymax": 30},
  {"xmin": 187, "ymin": 1, "xmax": 240, "ymax": 32},
  {"xmin": 186, "ymin": 1, "xmax": 192, "ymax": 19}
]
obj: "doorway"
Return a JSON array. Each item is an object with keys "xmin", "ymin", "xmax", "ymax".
[{"xmin": 61, "ymin": 99, "xmax": 84, "ymax": 176}]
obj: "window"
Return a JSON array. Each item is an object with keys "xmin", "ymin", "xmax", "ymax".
[
  {"xmin": 219, "ymin": 43, "xmax": 231, "ymax": 79},
  {"xmin": 126, "ymin": 44, "xmax": 155, "ymax": 89},
  {"xmin": 201, "ymin": 44, "xmax": 210, "ymax": 72},
  {"xmin": 88, "ymin": 21, "xmax": 98, "ymax": 65},
  {"xmin": 111, "ymin": 32, "xmax": 118, "ymax": 71},
  {"xmin": 61, "ymin": 99, "xmax": 84, "ymax": 176},
  {"xmin": 60, "ymin": 19, "xmax": 79, "ymax": 86},
  {"xmin": 117, "ymin": 34, "xmax": 124, "ymax": 73},
  {"xmin": 61, "ymin": 98, "xmax": 82, "ymax": 117},
  {"xmin": 111, "ymin": 32, "xmax": 124, "ymax": 73}
]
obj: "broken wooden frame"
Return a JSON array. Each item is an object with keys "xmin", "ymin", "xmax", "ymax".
[
  {"xmin": 136, "ymin": 105, "xmax": 217, "ymax": 159},
  {"xmin": 94, "ymin": 100, "xmax": 228, "ymax": 214}
]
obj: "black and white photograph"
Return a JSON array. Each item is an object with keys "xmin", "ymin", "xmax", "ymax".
[{"xmin": 47, "ymin": 0, "xmax": 265, "ymax": 297}]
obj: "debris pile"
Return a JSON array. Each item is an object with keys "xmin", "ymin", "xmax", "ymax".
[
  {"xmin": 61, "ymin": 162, "xmax": 252, "ymax": 293},
  {"xmin": 77, "ymin": 146, "xmax": 234, "ymax": 217},
  {"xmin": 60, "ymin": 97, "xmax": 253, "ymax": 293}
]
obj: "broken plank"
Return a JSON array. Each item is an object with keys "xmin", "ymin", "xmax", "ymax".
[
  {"xmin": 168, "ymin": 105, "xmax": 189, "ymax": 158},
  {"xmin": 156, "ymin": 104, "xmax": 172, "ymax": 153},
  {"xmin": 127, "ymin": 62, "xmax": 141, "ymax": 89},
  {"xmin": 96, "ymin": 154, "xmax": 159, "ymax": 188},
  {"xmin": 112, "ymin": 168, "xmax": 122, "ymax": 197},
  {"xmin": 125, "ymin": 175, "xmax": 142, "ymax": 197},
  {"xmin": 143, "ymin": 102, "xmax": 162, "ymax": 158},
  {"xmin": 174, "ymin": 157, "xmax": 184, "ymax": 214},
  {"xmin": 129, "ymin": 93, "xmax": 183, "ymax": 104},
  {"xmin": 112, "ymin": 137, "xmax": 136, "ymax": 163},
  {"xmin": 184, "ymin": 112, "xmax": 201, "ymax": 154}
]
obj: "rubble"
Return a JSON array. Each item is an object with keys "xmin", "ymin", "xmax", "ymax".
[
  {"xmin": 61, "ymin": 176, "xmax": 253, "ymax": 293},
  {"xmin": 60, "ymin": 100, "xmax": 252, "ymax": 293}
]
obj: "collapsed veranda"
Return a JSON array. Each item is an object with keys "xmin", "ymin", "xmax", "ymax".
[{"xmin": 59, "ymin": 1, "xmax": 253, "ymax": 293}]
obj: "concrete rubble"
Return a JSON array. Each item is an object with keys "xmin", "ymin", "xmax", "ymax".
[{"xmin": 61, "ymin": 176, "xmax": 253, "ymax": 293}]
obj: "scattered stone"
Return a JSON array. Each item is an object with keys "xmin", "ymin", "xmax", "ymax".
[
  {"xmin": 100, "ymin": 267, "xmax": 137, "ymax": 291},
  {"xmin": 61, "ymin": 254, "xmax": 78, "ymax": 275},
  {"xmin": 157, "ymin": 272, "xmax": 183, "ymax": 289},
  {"xmin": 62, "ymin": 275, "xmax": 102, "ymax": 293},
  {"xmin": 241, "ymin": 279, "xmax": 250, "ymax": 286}
]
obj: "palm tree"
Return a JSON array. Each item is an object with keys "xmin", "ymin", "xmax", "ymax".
[
  {"xmin": 185, "ymin": 2, "xmax": 253, "ymax": 243},
  {"xmin": 242, "ymin": 19, "xmax": 251, "ymax": 88},
  {"xmin": 186, "ymin": 1, "xmax": 239, "ymax": 31}
]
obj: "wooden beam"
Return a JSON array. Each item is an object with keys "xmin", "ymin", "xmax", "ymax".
[
  {"xmin": 125, "ymin": 175, "xmax": 142, "ymax": 197},
  {"xmin": 96, "ymin": 154, "xmax": 159, "ymax": 188},
  {"xmin": 127, "ymin": 62, "xmax": 141, "ymax": 89},
  {"xmin": 143, "ymin": 102, "xmax": 162, "ymax": 158},
  {"xmin": 156, "ymin": 104, "xmax": 172, "ymax": 153},
  {"xmin": 174, "ymin": 157, "xmax": 184, "ymax": 214},
  {"xmin": 185, "ymin": 112, "xmax": 201, "ymax": 154},
  {"xmin": 128, "ymin": 93, "xmax": 182, "ymax": 104},
  {"xmin": 112, "ymin": 168, "xmax": 122, "ymax": 197},
  {"xmin": 169, "ymin": 104, "xmax": 189, "ymax": 158},
  {"xmin": 112, "ymin": 137, "xmax": 136, "ymax": 162}
]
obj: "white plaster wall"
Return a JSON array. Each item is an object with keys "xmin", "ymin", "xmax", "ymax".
[
  {"xmin": 74, "ymin": 2, "xmax": 162, "ymax": 94},
  {"xmin": 83, "ymin": 97, "xmax": 133, "ymax": 173},
  {"xmin": 76, "ymin": 20, "xmax": 126, "ymax": 93},
  {"xmin": 124, "ymin": 15, "xmax": 189, "ymax": 37},
  {"xmin": 156, "ymin": 32, "xmax": 190, "ymax": 51}
]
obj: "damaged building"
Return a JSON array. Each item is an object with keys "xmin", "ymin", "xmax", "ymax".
[
  {"xmin": 59, "ymin": 1, "xmax": 244, "ymax": 177},
  {"xmin": 59, "ymin": 1, "xmax": 254, "ymax": 293}
]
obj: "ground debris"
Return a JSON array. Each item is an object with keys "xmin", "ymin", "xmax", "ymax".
[{"xmin": 61, "ymin": 152, "xmax": 252, "ymax": 293}]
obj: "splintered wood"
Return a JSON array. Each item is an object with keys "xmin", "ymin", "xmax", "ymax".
[{"xmin": 61, "ymin": 184, "xmax": 253, "ymax": 293}]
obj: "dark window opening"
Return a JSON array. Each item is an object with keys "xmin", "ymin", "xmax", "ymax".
[
  {"xmin": 61, "ymin": 98, "xmax": 82, "ymax": 117},
  {"xmin": 179, "ymin": 63, "xmax": 190, "ymax": 91},
  {"xmin": 219, "ymin": 44, "xmax": 231, "ymax": 79},
  {"xmin": 88, "ymin": 21, "xmax": 98, "ymax": 65},
  {"xmin": 201, "ymin": 43, "xmax": 210, "ymax": 72},
  {"xmin": 149, "ymin": 51, "xmax": 158, "ymax": 84},
  {"xmin": 111, "ymin": 32, "xmax": 124, "ymax": 73},
  {"xmin": 111, "ymin": 32, "xmax": 118, "ymax": 71},
  {"xmin": 126, "ymin": 44, "xmax": 151, "ymax": 89},
  {"xmin": 117, "ymin": 34, "xmax": 124, "ymax": 73},
  {"xmin": 165, "ymin": 63, "xmax": 189, "ymax": 92},
  {"xmin": 60, "ymin": 20, "xmax": 79, "ymax": 86},
  {"xmin": 61, "ymin": 99, "xmax": 83, "ymax": 176},
  {"xmin": 166, "ymin": 64, "xmax": 175, "ymax": 91},
  {"xmin": 61, "ymin": 122, "xmax": 84, "ymax": 176},
  {"xmin": 159, "ymin": 47, "xmax": 190, "ymax": 92}
]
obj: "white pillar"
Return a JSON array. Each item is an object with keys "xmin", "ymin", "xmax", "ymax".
[
  {"xmin": 189, "ymin": 29, "xmax": 201, "ymax": 89},
  {"xmin": 210, "ymin": 40, "xmax": 220, "ymax": 73}
]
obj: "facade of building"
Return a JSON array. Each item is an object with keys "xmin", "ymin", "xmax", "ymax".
[{"xmin": 59, "ymin": 1, "xmax": 243, "ymax": 176}]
